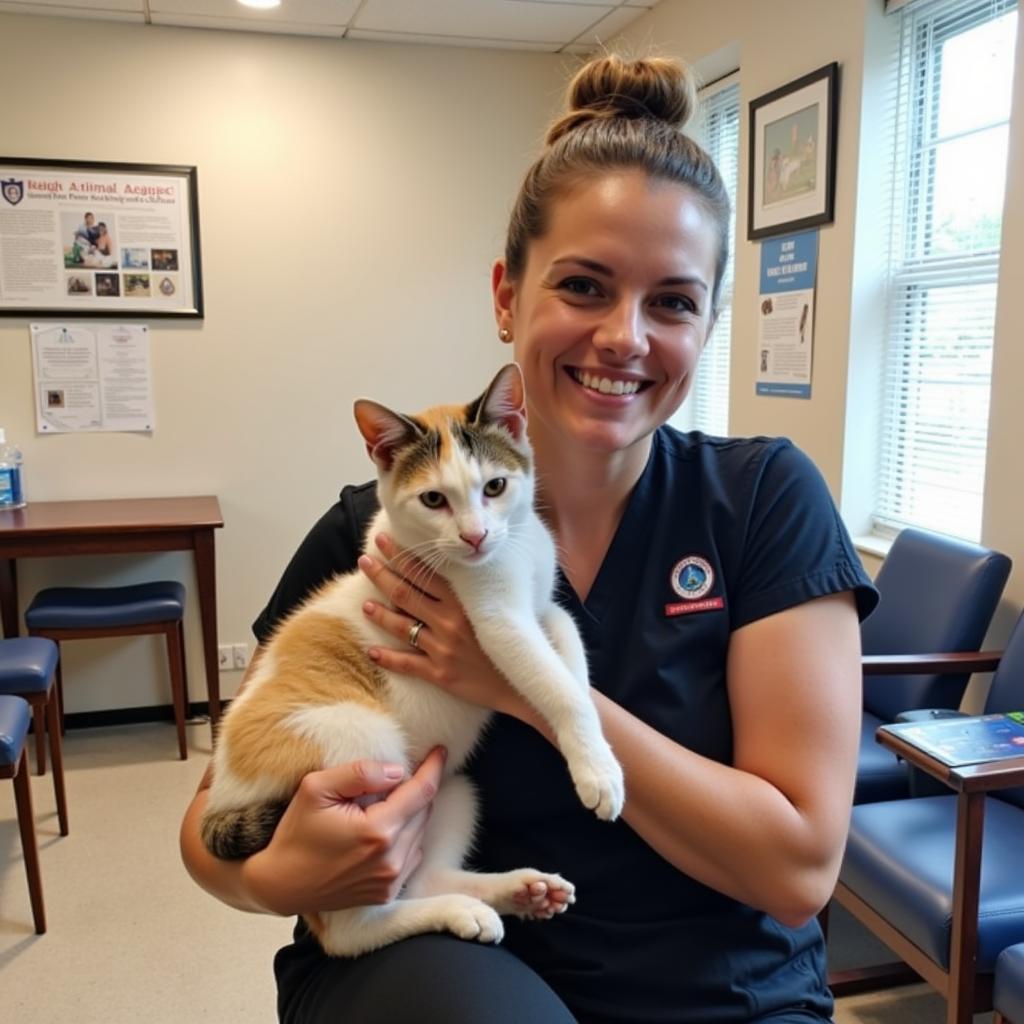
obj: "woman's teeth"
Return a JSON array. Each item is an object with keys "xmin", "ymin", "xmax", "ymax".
[{"xmin": 572, "ymin": 370, "xmax": 641, "ymax": 395}]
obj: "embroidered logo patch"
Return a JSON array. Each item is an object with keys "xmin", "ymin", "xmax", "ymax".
[
  {"xmin": 666, "ymin": 556, "xmax": 723, "ymax": 617},
  {"xmin": 670, "ymin": 556, "xmax": 714, "ymax": 600}
]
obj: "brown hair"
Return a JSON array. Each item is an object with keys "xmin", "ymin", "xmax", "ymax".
[{"xmin": 504, "ymin": 55, "xmax": 731, "ymax": 313}]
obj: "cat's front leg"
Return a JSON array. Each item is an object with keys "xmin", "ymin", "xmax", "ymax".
[
  {"xmin": 542, "ymin": 602, "xmax": 589, "ymax": 687},
  {"xmin": 472, "ymin": 613, "xmax": 625, "ymax": 821}
]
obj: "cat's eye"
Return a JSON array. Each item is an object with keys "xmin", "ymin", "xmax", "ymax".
[
  {"xmin": 420, "ymin": 491, "xmax": 447, "ymax": 510},
  {"xmin": 483, "ymin": 478, "xmax": 507, "ymax": 498}
]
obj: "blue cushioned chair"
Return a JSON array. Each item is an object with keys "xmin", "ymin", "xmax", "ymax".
[
  {"xmin": 26, "ymin": 581, "xmax": 190, "ymax": 760},
  {"xmin": 0, "ymin": 637, "xmax": 67, "ymax": 835},
  {"xmin": 832, "ymin": 608, "xmax": 1024, "ymax": 1024},
  {"xmin": 0, "ymin": 694, "xmax": 46, "ymax": 933},
  {"xmin": 995, "ymin": 942, "xmax": 1024, "ymax": 1024},
  {"xmin": 856, "ymin": 528, "xmax": 1010, "ymax": 804}
]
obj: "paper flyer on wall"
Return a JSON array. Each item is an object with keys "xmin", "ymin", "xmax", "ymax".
[
  {"xmin": 30, "ymin": 322, "xmax": 155, "ymax": 433},
  {"xmin": 0, "ymin": 164, "xmax": 196, "ymax": 313},
  {"xmin": 756, "ymin": 230, "xmax": 818, "ymax": 398}
]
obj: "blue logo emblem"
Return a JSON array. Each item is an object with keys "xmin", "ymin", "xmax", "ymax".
[
  {"xmin": 670, "ymin": 556, "xmax": 714, "ymax": 601},
  {"xmin": 1, "ymin": 178, "xmax": 24, "ymax": 206}
]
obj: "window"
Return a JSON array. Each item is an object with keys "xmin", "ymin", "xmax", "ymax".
[
  {"xmin": 675, "ymin": 73, "xmax": 739, "ymax": 437},
  {"xmin": 876, "ymin": 0, "xmax": 1017, "ymax": 540}
]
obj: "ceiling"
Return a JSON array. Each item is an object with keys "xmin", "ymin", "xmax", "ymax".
[{"xmin": 0, "ymin": 0, "xmax": 657, "ymax": 52}]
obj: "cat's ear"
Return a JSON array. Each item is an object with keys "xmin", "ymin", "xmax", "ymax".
[
  {"xmin": 471, "ymin": 363, "xmax": 527, "ymax": 441},
  {"xmin": 353, "ymin": 400, "xmax": 423, "ymax": 471}
]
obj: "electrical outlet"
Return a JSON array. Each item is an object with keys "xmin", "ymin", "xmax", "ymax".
[
  {"xmin": 232, "ymin": 642, "xmax": 250, "ymax": 670},
  {"xmin": 218, "ymin": 645, "xmax": 232, "ymax": 670}
]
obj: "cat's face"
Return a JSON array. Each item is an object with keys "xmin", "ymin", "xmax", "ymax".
[{"xmin": 354, "ymin": 364, "xmax": 533, "ymax": 569}]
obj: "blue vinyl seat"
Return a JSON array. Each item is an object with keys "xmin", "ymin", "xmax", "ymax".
[
  {"xmin": 0, "ymin": 637, "xmax": 67, "ymax": 834},
  {"xmin": 0, "ymin": 694, "xmax": 46, "ymax": 933},
  {"xmin": 995, "ymin": 942, "xmax": 1024, "ymax": 1024},
  {"xmin": 856, "ymin": 528, "xmax": 1010, "ymax": 804},
  {"xmin": 833, "ymin": 609, "xmax": 1024, "ymax": 1024},
  {"xmin": 25, "ymin": 581, "xmax": 190, "ymax": 760}
]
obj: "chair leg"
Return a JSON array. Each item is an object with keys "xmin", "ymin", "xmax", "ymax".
[
  {"xmin": 165, "ymin": 622, "xmax": 187, "ymax": 760},
  {"xmin": 31, "ymin": 698, "xmax": 47, "ymax": 776},
  {"xmin": 54, "ymin": 646, "xmax": 65, "ymax": 735},
  {"xmin": 12, "ymin": 748, "xmax": 46, "ymax": 934},
  {"xmin": 46, "ymin": 694, "xmax": 69, "ymax": 836},
  {"xmin": 177, "ymin": 618, "xmax": 191, "ymax": 718}
]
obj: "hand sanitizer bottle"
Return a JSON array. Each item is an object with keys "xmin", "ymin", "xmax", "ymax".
[{"xmin": 0, "ymin": 428, "xmax": 26, "ymax": 509}]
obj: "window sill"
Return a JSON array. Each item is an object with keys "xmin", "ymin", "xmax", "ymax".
[{"xmin": 854, "ymin": 534, "xmax": 893, "ymax": 560}]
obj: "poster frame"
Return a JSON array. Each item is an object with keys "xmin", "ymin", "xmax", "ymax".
[{"xmin": 0, "ymin": 156, "xmax": 203, "ymax": 318}]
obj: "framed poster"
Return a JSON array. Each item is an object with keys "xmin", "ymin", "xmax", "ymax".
[
  {"xmin": 747, "ymin": 63, "xmax": 838, "ymax": 241},
  {"xmin": 0, "ymin": 157, "xmax": 203, "ymax": 318}
]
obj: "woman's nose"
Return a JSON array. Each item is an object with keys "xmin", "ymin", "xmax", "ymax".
[{"xmin": 594, "ymin": 300, "xmax": 648, "ymax": 359}]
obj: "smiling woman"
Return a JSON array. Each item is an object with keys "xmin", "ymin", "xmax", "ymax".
[{"xmin": 180, "ymin": 53, "xmax": 878, "ymax": 1024}]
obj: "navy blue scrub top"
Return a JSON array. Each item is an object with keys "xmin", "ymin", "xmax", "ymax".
[{"xmin": 254, "ymin": 426, "xmax": 878, "ymax": 1024}]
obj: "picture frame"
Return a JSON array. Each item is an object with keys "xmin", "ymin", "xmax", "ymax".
[
  {"xmin": 0, "ymin": 157, "xmax": 203, "ymax": 318},
  {"xmin": 747, "ymin": 63, "xmax": 839, "ymax": 241}
]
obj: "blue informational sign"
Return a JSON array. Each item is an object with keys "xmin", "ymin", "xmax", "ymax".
[
  {"xmin": 759, "ymin": 230, "xmax": 818, "ymax": 294},
  {"xmin": 755, "ymin": 229, "xmax": 819, "ymax": 399}
]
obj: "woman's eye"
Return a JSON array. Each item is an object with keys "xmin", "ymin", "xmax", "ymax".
[
  {"xmin": 560, "ymin": 277, "xmax": 600, "ymax": 297},
  {"xmin": 420, "ymin": 491, "xmax": 447, "ymax": 509},
  {"xmin": 483, "ymin": 478, "xmax": 507, "ymax": 498},
  {"xmin": 654, "ymin": 294, "xmax": 697, "ymax": 315}
]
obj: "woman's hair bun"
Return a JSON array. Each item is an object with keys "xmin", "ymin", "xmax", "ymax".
[{"xmin": 546, "ymin": 55, "xmax": 697, "ymax": 146}]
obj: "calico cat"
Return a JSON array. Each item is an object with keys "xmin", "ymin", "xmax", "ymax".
[{"xmin": 201, "ymin": 362, "xmax": 624, "ymax": 957}]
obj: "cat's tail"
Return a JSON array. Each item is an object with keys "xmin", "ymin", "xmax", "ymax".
[{"xmin": 201, "ymin": 801, "xmax": 290, "ymax": 860}]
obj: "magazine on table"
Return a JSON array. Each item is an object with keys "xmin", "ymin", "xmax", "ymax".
[{"xmin": 879, "ymin": 712, "xmax": 1024, "ymax": 768}]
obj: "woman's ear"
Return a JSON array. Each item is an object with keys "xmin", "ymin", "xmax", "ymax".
[{"xmin": 491, "ymin": 258, "xmax": 516, "ymax": 343}]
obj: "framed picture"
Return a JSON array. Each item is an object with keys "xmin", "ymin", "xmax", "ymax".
[
  {"xmin": 0, "ymin": 157, "xmax": 203, "ymax": 318},
  {"xmin": 747, "ymin": 63, "xmax": 839, "ymax": 241}
]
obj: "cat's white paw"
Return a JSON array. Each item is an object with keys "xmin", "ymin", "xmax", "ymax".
[
  {"xmin": 505, "ymin": 872, "xmax": 573, "ymax": 921},
  {"xmin": 570, "ymin": 749, "xmax": 625, "ymax": 821},
  {"xmin": 441, "ymin": 894, "xmax": 505, "ymax": 944},
  {"xmin": 489, "ymin": 868, "xmax": 576, "ymax": 920}
]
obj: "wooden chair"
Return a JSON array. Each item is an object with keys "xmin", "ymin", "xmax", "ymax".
[
  {"xmin": 25, "ymin": 581, "xmax": 190, "ymax": 759},
  {"xmin": 830, "ymin": 609, "xmax": 1024, "ymax": 1024},
  {"xmin": 0, "ymin": 694, "xmax": 46, "ymax": 933},
  {"xmin": 0, "ymin": 637, "xmax": 68, "ymax": 834}
]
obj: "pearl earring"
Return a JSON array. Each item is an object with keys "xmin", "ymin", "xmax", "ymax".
[{"xmin": 499, "ymin": 328, "xmax": 511, "ymax": 342}]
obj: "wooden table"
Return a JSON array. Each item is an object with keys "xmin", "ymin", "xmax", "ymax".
[{"xmin": 0, "ymin": 496, "xmax": 224, "ymax": 727}]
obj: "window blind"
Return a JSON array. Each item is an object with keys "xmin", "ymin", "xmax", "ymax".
[
  {"xmin": 686, "ymin": 74, "xmax": 739, "ymax": 437},
  {"xmin": 875, "ymin": 0, "xmax": 1017, "ymax": 541}
]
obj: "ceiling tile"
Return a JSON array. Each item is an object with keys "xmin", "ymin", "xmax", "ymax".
[
  {"xmin": 150, "ymin": 0, "xmax": 360, "ymax": 27},
  {"xmin": 353, "ymin": 0, "xmax": 615, "ymax": 45},
  {"xmin": 0, "ymin": 0, "xmax": 143, "ymax": 19},
  {"xmin": 346, "ymin": 27, "xmax": 560, "ymax": 51},
  {"xmin": 569, "ymin": 4, "xmax": 649, "ymax": 47},
  {"xmin": 149, "ymin": 12, "xmax": 347, "ymax": 36}
]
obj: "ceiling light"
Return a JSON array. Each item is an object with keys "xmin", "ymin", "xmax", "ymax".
[{"xmin": 238, "ymin": 0, "xmax": 281, "ymax": 9}]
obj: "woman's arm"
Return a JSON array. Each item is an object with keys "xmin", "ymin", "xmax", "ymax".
[
  {"xmin": 592, "ymin": 591, "xmax": 861, "ymax": 927},
  {"xmin": 361, "ymin": 539, "xmax": 861, "ymax": 928},
  {"xmin": 179, "ymin": 652, "xmax": 445, "ymax": 916}
]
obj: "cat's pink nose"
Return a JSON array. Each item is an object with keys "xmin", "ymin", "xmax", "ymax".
[{"xmin": 460, "ymin": 529, "xmax": 488, "ymax": 551}]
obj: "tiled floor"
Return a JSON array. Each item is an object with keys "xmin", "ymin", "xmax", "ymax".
[{"xmin": 0, "ymin": 721, "xmax": 995, "ymax": 1022}]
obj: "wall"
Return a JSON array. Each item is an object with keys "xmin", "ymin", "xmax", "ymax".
[{"xmin": 0, "ymin": 13, "xmax": 567, "ymax": 714}]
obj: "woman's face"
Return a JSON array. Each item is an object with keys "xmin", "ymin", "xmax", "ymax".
[{"xmin": 493, "ymin": 170, "xmax": 719, "ymax": 459}]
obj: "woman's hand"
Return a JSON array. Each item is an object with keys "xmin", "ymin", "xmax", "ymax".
[
  {"xmin": 240, "ymin": 748, "xmax": 445, "ymax": 916},
  {"xmin": 359, "ymin": 533, "xmax": 532, "ymax": 721}
]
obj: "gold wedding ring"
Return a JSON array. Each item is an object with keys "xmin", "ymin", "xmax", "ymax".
[{"xmin": 408, "ymin": 619, "xmax": 425, "ymax": 649}]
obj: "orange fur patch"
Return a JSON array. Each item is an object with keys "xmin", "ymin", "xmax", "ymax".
[{"xmin": 222, "ymin": 606, "xmax": 388, "ymax": 787}]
